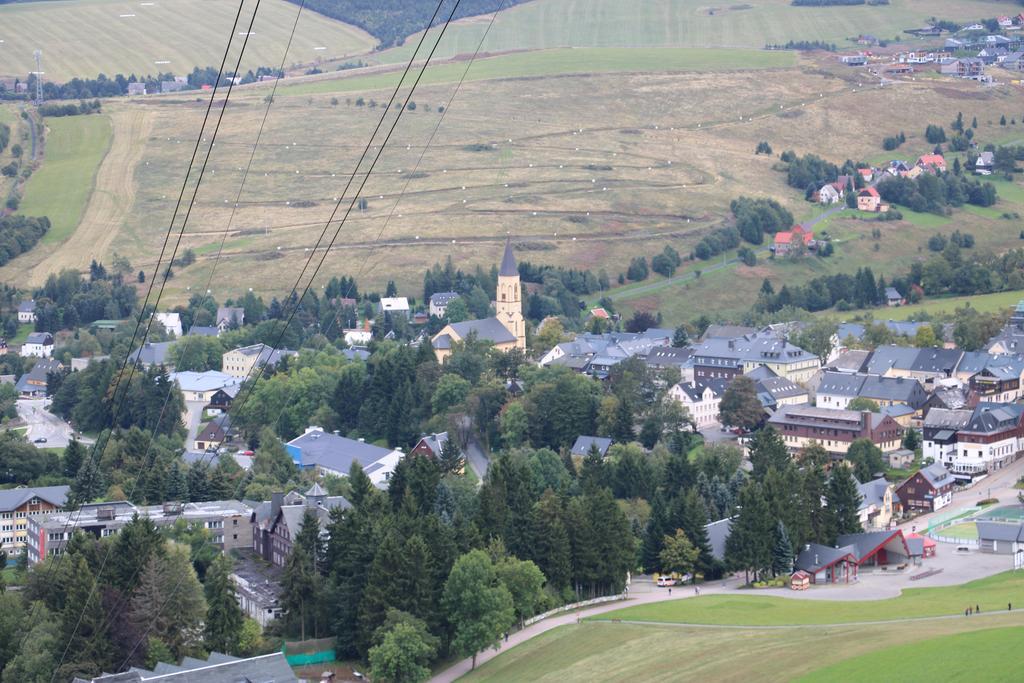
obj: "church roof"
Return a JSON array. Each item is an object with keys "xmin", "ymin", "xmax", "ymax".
[{"xmin": 500, "ymin": 238, "xmax": 518, "ymax": 277}]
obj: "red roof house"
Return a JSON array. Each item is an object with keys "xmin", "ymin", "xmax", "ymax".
[
  {"xmin": 774, "ymin": 226, "xmax": 814, "ymax": 254},
  {"xmin": 917, "ymin": 154, "xmax": 947, "ymax": 172}
]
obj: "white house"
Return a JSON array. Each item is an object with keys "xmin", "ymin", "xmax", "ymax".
[
  {"xmin": 669, "ymin": 379, "xmax": 727, "ymax": 429},
  {"xmin": 155, "ymin": 312, "xmax": 183, "ymax": 337},
  {"xmin": 170, "ymin": 370, "xmax": 243, "ymax": 402},
  {"xmin": 20, "ymin": 332, "xmax": 54, "ymax": 358},
  {"xmin": 378, "ymin": 297, "xmax": 410, "ymax": 315},
  {"xmin": 17, "ymin": 300, "xmax": 36, "ymax": 324},
  {"xmin": 429, "ymin": 292, "xmax": 460, "ymax": 318},
  {"xmin": 818, "ymin": 183, "xmax": 842, "ymax": 204}
]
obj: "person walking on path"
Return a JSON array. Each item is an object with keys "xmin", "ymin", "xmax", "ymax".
[{"xmin": 976, "ymin": 604, "xmax": 980, "ymax": 613}]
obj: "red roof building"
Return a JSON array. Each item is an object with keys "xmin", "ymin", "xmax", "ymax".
[
  {"xmin": 774, "ymin": 226, "xmax": 814, "ymax": 253},
  {"xmin": 918, "ymin": 154, "xmax": 947, "ymax": 172}
]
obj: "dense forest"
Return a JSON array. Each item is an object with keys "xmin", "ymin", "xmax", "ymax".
[{"xmin": 296, "ymin": 0, "xmax": 530, "ymax": 48}]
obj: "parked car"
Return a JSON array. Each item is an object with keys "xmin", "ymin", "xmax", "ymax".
[
  {"xmin": 33, "ymin": 437, "xmax": 47, "ymax": 444},
  {"xmin": 656, "ymin": 576, "xmax": 678, "ymax": 587}
]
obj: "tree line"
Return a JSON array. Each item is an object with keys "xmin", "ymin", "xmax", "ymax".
[
  {"xmin": 0, "ymin": 215, "xmax": 50, "ymax": 267},
  {"xmin": 38, "ymin": 100, "xmax": 101, "ymax": 117}
]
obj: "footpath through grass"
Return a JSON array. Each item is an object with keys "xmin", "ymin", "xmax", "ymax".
[
  {"xmin": 19, "ymin": 115, "xmax": 112, "ymax": 245},
  {"xmin": 796, "ymin": 627, "xmax": 1024, "ymax": 682},
  {"xmin": 591, "ymin": 571, "xmax": 1024, "ymax": 626}
]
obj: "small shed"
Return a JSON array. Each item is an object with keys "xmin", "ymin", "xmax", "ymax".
[{"xmin": 790, "ymin": 571, "xmax": 811, "ymax": 591}]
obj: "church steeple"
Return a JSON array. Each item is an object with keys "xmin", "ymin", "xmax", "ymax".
[{"xmin": 495, "ymin": 238, "xmax": 526, "ymax": 350}]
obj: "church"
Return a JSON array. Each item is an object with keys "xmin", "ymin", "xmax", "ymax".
[{"xmin": 431, "ymin": 239, "xmax": 526, "ymax": 362}]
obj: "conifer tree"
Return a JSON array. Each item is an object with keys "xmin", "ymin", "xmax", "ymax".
[
  {"xmin": 724, "ymin": 481, "xmax": 772, "ymax": 583},
  {"xmin": 58, "ymin": 553, "xmax": 114, "ymax": 681},
  {"xmin": 771, "ymin": 520, "xmax": 794, "ymax": 577},
  {"xmin": 528, "ymin": 490, "xmax": 571, "ymax": 591},
  {"xmin": 204, "ymin": 554, "xmax": 244, "ymax": 654},
  {"xmin": 281, "ymin": 508, "xmax": 324, "ymax": 641},
  {"xmin": 826, "ymin": 466, "xmax": 864, "ymax": 542},
  {"xmin": 63, "ymin": 439, "xmax": 86, "ymax": 479}
]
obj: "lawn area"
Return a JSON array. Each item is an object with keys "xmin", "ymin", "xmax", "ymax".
[
  {"xmin": 941, "ymin": 522, "xmax": 979, "ymax": 540},
  {"xmin": 797, "ymin": 627, "xmax": 1024, "ymax": 682},
  {"xmin": 463, "ymin": 616, "xmax": 1024, "ymax": 682},
  {"xmin": 279, "ymin": 47, "xmax": 796, "ymax": 95},
  {"xmin": 8, "ymin": 322, "xmax": 34, "ymax": 345},
  {"xmin": 19, "ymin": 115, "xmax": 112, "ymax": 245},
  {"xmin": 590, "ymin": 571, "xmax": 1024, "ymax": 626},
  {"xmin": 846, "ymin": 289, "xmax": 1024, "ymax": 321},
  {"xmin": 0, "ymin": 0, "xmax": 375, "ymax": 81}
]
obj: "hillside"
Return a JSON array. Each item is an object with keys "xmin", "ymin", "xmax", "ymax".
[{"xmin": 0, "ymin": 0, "xmax": 377, "ymax": 81}]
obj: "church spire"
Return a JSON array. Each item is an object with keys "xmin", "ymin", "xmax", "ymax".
[{"xmin": 499, "ymin": 237, "xmax": 517, "ymax": 277}]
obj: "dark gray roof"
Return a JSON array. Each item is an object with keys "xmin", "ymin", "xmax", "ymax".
[
  {"xmin": 796, "ymin": 543, "xmax": 856, "ymax": 573},
  {"xmin": 17, "ymin": 300, "xmax": 35, "ymax": 313},
  {"xmin": 288, "ymin": 429, "xmax": 396, "ymax": 474},
  {"xmin": 837, "ymin": 530, "xmax": 907, "ymax": 561},
  {"xmin": 825, "ymin": 349, "xmax": 871, "ymax": 373},
  {"xmin": 445, "ymin": 318, "xmax": 516, "ymax": 345},
  {"xmin": 82, "ymin": 652, "xmax": 296, "ymax": 682},
  {"xmin": 860, "ymin": 375, "xmax": 926, "ymax": 407},
  {"xmin": 128, "ymin": 341, "xmax": 174, "ymax": 366},
  {"xmin": 0, "ymin": 485, "xmax": 69, "ymax": 512},
  {"xmin": 432, "ymin": 333, "xmax": 452, "ymax": 350},
  {"xmin": 430, "ymin": 291, "xmax": 460, "ymax": 306},
  {"xmin": 906, "ymin": 536, "xmax": 924, "ymax": 556},
  {"xmin": 964, "ymin": 403, "xmax": 1024, "ymax": 434},
  {"xmin": 885, "ymin": 287, "xmax": 902, "ymax": 300},
  {"xmin": 976, "ymin": 521, "xmax": 1024, "ymax": 543},
  {"xmin": 701, "ymin": 324, "xmax": 757, "ymax": 341},
  {"xmin": 910, "ymin": 347, "xmax": 963, "ymax": 374},
  {"xmin": 571, "ymin": 435, "xmax": 613, "ymax": 457},
  {"xmin": 706, "ymin": 517, "xmax": 732, "ymax": 561},
  {"xmin": 15, "ymin": 358, "xmax": 62, "ymax": 393},
  {"xmin": 676, "ymin": 378, "xmax": 728, "ymax": 402},
  {"xmin": 25, "ymin": 332, "xmax": 53, "ymax": 345},
  {"xmin": 817, "ymin": 372, "xmax": 865, "ymax": 397},
  {"xmin": 644, "ymin": 346, "xmax": 693, "ymax": 368},
  {"xmin": 343, "ymin": 348, "xmax": 371, "ymax": 361},
  {"xmin": 863, "ymin": 345, "xmax": 921, "ymax": 375},
  {"xmin": 500, "ymin": 238, "xmax": 518, "ymax": 277},
  {"xmin": 856, "ymin": 477, "xmax": 890, "ymax": 511},
  {"xmin": 188, "ymin": 326, "xmax": 220, "ymax": 337}
]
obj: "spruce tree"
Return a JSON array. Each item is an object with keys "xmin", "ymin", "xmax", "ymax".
[
  {"xmin": 529, "ymin": 490, "xmax": 571, "ymax": 591},
  {"xmin": 610, "ymin": 397, "xmax": 635, "ymax": 443},
  {"xmin": 204, "ymin": 554, "xmax": 243, "ymax": 654},
  {"xmin": 641, "ymin": 492, "xmax": 670, "ymax": 572},
  {"xmin": 281, "ymin": 508, "xmax": 324, "ymax": 641},
  {"xmin": 63, "ymin": 439, "xmax": 86, "ymax": 479},
  {"xmin": 58, "ymin": 553, "xmax": 114, "ymax": 681},
  {"xmin": 678, "ymin": 488, "xmax": 714, "ymax": 578},
  {"xmin": 771, "ymin": 520, "xmax": 794, "ymax": 577},
  {"xmin": 748, "ymin": 427, "xmax": 789, "ymax": 480},
  {"xmin": 724, "ymin": 481, "xmax": 772, "ymax": 583},
  {"xmin": 826, "ymin": 466, "xmax": 864, "ymax": 542},
  {"xmin": 167, "ymin": 461, "xmax": 189, "ymax": 501}
]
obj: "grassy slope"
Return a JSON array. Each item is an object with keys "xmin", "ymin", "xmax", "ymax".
[
  {"xmin": 797, "ymin": 627, "xmax": 1024, "ymax": 682},
  {"xmin": 0, "ymin": 0, "xmax": 376, "ymax": 81},
  {"xmin": 19, "ymin": 115, "xmax": 112, "ymax": 244},
  {"xmin": 278, "ymin": 47, "xmax": 796, "ymax": 96},
  {"xmin": 463, "ymin": 617, "xmax": 1024, "ymax": 683},
  {"xmin": 593, "ymin": 572, "xmax": 1024, "ymax": 626},
  {"xmin": 841, "ymin": 289, "xmax": 1024, "ymax": 322},
  {"xmin": 380, "ymin": 0, "xmax": 1013, "ymax": 63}
]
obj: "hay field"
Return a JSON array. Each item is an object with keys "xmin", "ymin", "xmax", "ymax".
[
  {"xmin": 381, "ymin": 0, "xmax": 1015, "ymax": 64},
  {"xmin": 0, "ymin": 0, "xmax": 376, "ymax": 81},
  {"xmin": 463, "ymin": 615, "xmax": 1024, "ymax": 683}
]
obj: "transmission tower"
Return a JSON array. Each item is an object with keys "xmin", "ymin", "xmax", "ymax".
[{"xmin": 33, "ymin": 49, "xmax": 43, "ymax": 105}]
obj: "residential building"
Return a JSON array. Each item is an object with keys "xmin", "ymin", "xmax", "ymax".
[
  {"xmin": 857, "ymin": 476, "xmax": 895, "ymax": 530},
  {"xmin": 643, "ymin": 346, "xmax": 694, "ymax": 380},
  {"xmin": 378, "ymin": 297, "xmax": 410, "ymax": 316},
  {"xmin": 669, "ymin": 379, "xmax": 727, "ymax": 429},
  {"xmin": 433, "ymin": 239, "xmax": 526, "ymax": 362},
  {"xmin": 917, "ymin": 154, "xmax": 947, "ymax": 173},
  {"xmin": 815, "ymin": 372, "xmax": 927, "ymax": 411},
  {"xmin": 215, "ymin": 306, "xmax": 245, "ymax": 330},
  {"xmin": 251, "ymin": 485, "xmax": 350, "ymax": 567},
  {"xmin": 429, "ymin": 291, "xmax": 461, "ymax": 317},
  {"xmin": 571, "ymin": 435, "xmax": 613, "ymax": 458},
  {"xmin": 187, "ymin": 325, "xmax": 221, "ymax": 338},
  {"xmin": 747, "ymin": 366, "xmax": 808, "ymax": 410},
  {"xmin": 970, "ymin": 361, "xmax": 1024, "ymax": 402},
  {"xmin": 922, "ymin": 407, "xmax": 973, "ymax": 466},
  {"xmin": 986, "ymin": 301, "xmax": 1024, "ymax": 354},
  {"xmin": 26, "ymin": 498, "xmax": 252, "ymax": 564},
  {"xmin": 767, "ymin": 404, "xmax": 904, "ymax": 457},
  {"xmin": 976, "ymin": 150, "xmax": 995, "ymax": 175},
  {"xmin": 884, "ymin": 287, "xmax": 904, "ymax": 306},
  {"xmin": 15, "ymin": 358, "xmax": 63, "ymax": 397},
  {"xmin": 20, "ymin": 332, "xmax": 54, "ymax": 358},
  {"xmin": 541, "ymin": 329, "xmax": 672, "ymax": 373},
  {"xmin": 0, "ymin": 485, "xmax": 69, "ymax": 556},
  {"xmin": 940, "ymin": 57, "xmax": 985, "ymax": 78},
  {"xmin": 410, "ymin": 432, "xmax": 449, "ymax": 459},
  {"xmin": 949, "ymin": 404, "xmax": 1024, "ymax": 479},
  {"xmin": 692, "ymin": 331, "xmax": 820, "ymax": 383},
  {"xmin": 127, "ymin": 341, "xmax": 175, "ymax": 368},
  {"xmin": 857, "ymin": 187, "xmax": 883, "ymax": 212},
  {"xmin": 195, "ymin": 414, "xmax": 235, "ymax": 451},
  {"xmin": 701, "ymin": 324, "xmax": 757, "ymax": 341},
  {"xmin": 773, "ymin": 226, "xmax": 814, "ymax": 255},
  {"xmin": 154, "ymin": 311, "xmax": 183, "ymax": 337},
  {"xmin": 222, "ymin": 343, "xmax": 297, "ymax": 379},
  {"xmin": 977, "ymin": 521, "xmax": 1024, "ymax": 554},
  {"xmin": 16, "ymin": 300, "xmax": 35, "ymax": 323},
  {"xmin": 230, "ymin": 553, "xmax": 283, "ymax": 627},
  {"xmin": 895, "ymin": 462, "xmax": 955, "ymax": 512},
  {"xmin": 170, "ymin": 370, "xmax": 243, "ymax": 402},
  {"xmin": 818, "ymin": 183, "xmax": 842, "ymax": 204},
  {"xmin": 126, "ymin": 82, "xmax": 146, "ymax": 96},
  {"xmin": 286, "ymin": 426, "xmax": 402, "ymax": 485},
  {"xmin": 77, "ymin": 652, "xmax": 296, "ymax": 683}
]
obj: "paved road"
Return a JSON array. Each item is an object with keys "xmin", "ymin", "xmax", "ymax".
[
  {"xmin": 183, "ymin": 400, "xmax": 206, "ymax": 449},
  {"xmin": 18, "ymin": 398, "xmax": 80, "ymax": 448},
  {"xmin": 465, "ymin": 434, "xmax": 489, "ymax": 480}
]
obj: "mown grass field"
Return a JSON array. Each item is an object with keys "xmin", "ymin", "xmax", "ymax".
[
  {"xmin": 463, "ymin": 615, "xmax": 1024, "ymax": 683},
  {"xmin": 590, "ymin": 572, "xmax": 1024, "ymax": 626},
  {"xmin": 0, "ymin": 0, "xmax": 376, "ymax": 81},
  {"xmin": 844, "ymin": 289, "xmax": 1024, "ymax": 322},
  {"xmin": 381, "ymin": 0, "xmax": 1013, "ymax": 64},
  {"xmin": 797, "ymin": 627, "xmax": 1024, "ymax": 683},
  {"xmin": 279, "ymin": 47, "xmax": 796, "ymax": 96},
  {"xmin": 942, "ymin": 522, "xmax": 979, "ymax": 540},
  {"xmin": 18, "ymin": 114, "xmax": 113, "ymax": 244}
]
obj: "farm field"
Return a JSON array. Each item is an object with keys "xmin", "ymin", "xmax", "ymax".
[
  {"xmin": 589, "ymin": 571, "xmax": 1024, "ymax": 627},
  {"xmin": 381, "ymin": 0, "xmax": 1014, "ymax": 64},
  {"xmin": 463, "ymin": 615, "xmax": 1024, "ymax": 683},
  {"xmin": 797, "ymin": 627, "xmax": 1024, "ymax": 682},
  {"xmin": 278, "ymin": 47, "xmax": 797, "ymax": 96},
  {"xmin": 18, "ymin": 114, "xmax": 113, "ymax": 245},
  {"xmin": 0, "ymin": 0, "xmax": 376, "ymax": 81}
]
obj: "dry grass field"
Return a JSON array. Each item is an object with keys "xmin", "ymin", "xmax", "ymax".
[{"xmin": 0, "ymin": 0, "xmax": 376, "ymax": 81}]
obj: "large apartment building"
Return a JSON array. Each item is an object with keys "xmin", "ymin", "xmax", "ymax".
[
  {"xmin": 0, "ymin": 485, "xmax": 69, "ymax": 556},
  {"xmin": 25, "ymin": 499, "xmax": 252, "ymax": 564},
  {"xmin": 767, "ymin": 404, "xmax": 904, "ymax": 457}
]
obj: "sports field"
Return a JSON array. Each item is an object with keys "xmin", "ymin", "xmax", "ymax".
[
  {"xmin": 278, "ymin": 47, "xmax": 796, "ymax": 96},
  {"xmin": 0, "ymin": 0, "xmax": 376, "ymax": 81},
  {"xmin": 797, "ymin": 627, "xmax": 1024, "ymax": 682},
  {"xmin": 463, "ymin": 616, "xmax": 1024, "ymax": 682},
  {"xmin": 382, "ymin": 0, "xmax": 1014, "ymax": 63},
  {"xmin": 976, "ymin": 505, "xmax": 1024, "ymax": 521},
  {"xmin": 18, "ymin": 114, "xmax": 113, "ymax": 245},
  {"xmin": 589, "ymin": 571, "xmax": 1024, "ymax": 626}
]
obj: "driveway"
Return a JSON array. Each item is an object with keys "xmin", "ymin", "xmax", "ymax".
[
  {"xmin": 183, "ymin": 400, "xmax": 207, "ymax": 449},
  {"xmin": 17, "ymin": 398, "xmax": 81, "ymax": 448}
]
